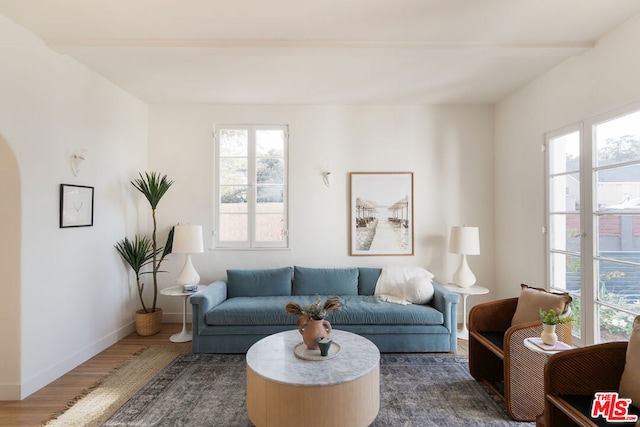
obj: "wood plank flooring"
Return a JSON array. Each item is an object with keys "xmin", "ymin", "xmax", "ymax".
[
  {"xmin": 0, "ymin": 324, "xmax": 469, "ymax": 427},
  {"xmin": 0, "ymin": 323, "xmax": 184, "ymax": 427}
]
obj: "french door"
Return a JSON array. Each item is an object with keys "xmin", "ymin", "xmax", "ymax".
[{"xmin": 547, "ymin": 107, "xmax": 640, "ymax": 345}]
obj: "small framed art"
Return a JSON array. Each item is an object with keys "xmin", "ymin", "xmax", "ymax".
[
  {"xmin": 60, "ymin": 184, "xmax": 94, "ymax": 228},
  {"xmin": 350, "ymin": 172, "xmax": 414, "ymax": 256}
]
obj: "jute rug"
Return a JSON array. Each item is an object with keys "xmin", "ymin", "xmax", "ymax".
[
  {"xmin": 102, "ymin": 353, "xmax": 533, "ymax": 427},
  {"xmin": 42, "ymin": 343, "xmax": 191, "ymax": 427}
]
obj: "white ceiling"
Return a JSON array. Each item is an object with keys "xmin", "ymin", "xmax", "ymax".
[{"xmin": 2, "ymin": 0, "xmax": 640, "ymax": 105}]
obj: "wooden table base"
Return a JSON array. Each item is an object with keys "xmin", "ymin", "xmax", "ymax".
[{"xmin": 247, "ymin": 364, "xmax": 380, "ymax": 427}]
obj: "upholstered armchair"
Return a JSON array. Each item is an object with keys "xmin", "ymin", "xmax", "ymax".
[
  {"xmin": 468, "ymin": 287, "xmax": 573, "ymax": 421},
  {"xmin": 539, "ymin": 314, "xmax": 640, "ymax": 427},
  {"xmin": 537, "ymin": 341, "xmax": 636, "ymax": 427}
]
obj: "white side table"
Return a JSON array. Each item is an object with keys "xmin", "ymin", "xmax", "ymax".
[
  {"xmin": 443, "ymin": 284, "xmax": 489, "ymax": 340},
  {"xmin": 160, "ymin": 285, "xmax": 206, "ymax": 343}
]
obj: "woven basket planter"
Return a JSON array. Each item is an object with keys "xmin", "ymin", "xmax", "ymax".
[{"xmin": 135, "ymin": 308, "xmax": 163, "ymax": 336}]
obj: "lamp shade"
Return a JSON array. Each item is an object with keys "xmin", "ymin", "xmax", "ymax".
[
  {"xmin": 173, "ymin": 225, "xmax": 204, "ymax": 254},
  {"xmin": 448, "ymin": 226, "xmax": 480, "ymax": 255}
]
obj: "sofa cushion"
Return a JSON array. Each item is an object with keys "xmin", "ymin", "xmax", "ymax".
[
  {"xmin": 619, "ymin": 315, "xmax": 640, "ymax": 407},
  {"xmin": 226, "ymin": 267, "xmax": 292, "ymax": 298},
  {"xmin": 204, "ymin": 295, "xmax": 444, "ymax": 326},
  {"xmin": 205, "ymin": 296, "xmax": 296, "ymax": 325},
  {"xmin": 292, "ymin": 266, "xmax": 358, "ymax": 295},
  {"xmin": 358, "ymin": 267, "xmax": 382, "ymax": 295},
  {"xmin": 511, "ymin": 284, "xmax": 572, "ymax": 326},
  {"xmin": 331, "ymin": 295, "xmax": 443, "ymax": 325}
]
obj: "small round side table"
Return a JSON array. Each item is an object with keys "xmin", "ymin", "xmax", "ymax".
[
  {"xmin": 160, "ymin": 285, "xmax": 206, "ymax": 343},
  {"xmin": 443, "ymin": 284, "xmax": 489, "ymax": 340}
]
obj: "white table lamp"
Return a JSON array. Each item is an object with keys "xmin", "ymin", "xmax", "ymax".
[
  {"xmin": 173, "ymin": 225, "xmax": 204, "ymax": 289},
  {"xmin": 449, "ymin": 226, "xmax": 480, "ymax": 288}
]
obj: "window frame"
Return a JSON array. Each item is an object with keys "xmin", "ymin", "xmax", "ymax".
[
  {"xmin": 213, "ymin": 124, "xmax": 289, "ymax": 249},
  {"xmin": 545, "ymin": 102, "xmax": 640, "ymax": 346}
]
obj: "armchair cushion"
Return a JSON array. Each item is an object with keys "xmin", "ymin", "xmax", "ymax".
[
  {"xmin": 557, "ymin": 394, "xmax": 639, "ymax": 427},
  {"xmin": 511, "ymin": 284, "xmax": 572, "ymax": 326},
  {"xmin": 478, "ymin": 330, "xmax": 505, "ymax": 351},
  {"xmin": 619, "ymin": 315, "xmax": 640, "ymax": 407}
]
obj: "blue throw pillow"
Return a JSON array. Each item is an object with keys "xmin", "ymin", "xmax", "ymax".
[
  {"xmin": 358, "ymin": 267, "xmax": 382, "ymax": 295},
  {"xmin": 226, "ymin": 267, "xmax": 292, "ymax": 298},
  {"xmin": 292, "ymin": 266, "xmax": 359, "ymax": 295}
]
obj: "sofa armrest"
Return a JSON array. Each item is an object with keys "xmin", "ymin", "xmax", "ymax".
[
  {"xmin": 190, "ymin": 280, "xmax": 227, "ymax": 332},
  {"xmin": 191, "ymin": 280, "xmax": 227, "ymax": 312},
  {"xmin": 431, "ymin": 282, "xmax": 459, "ymax": 337},
  {"xmin": 469, "ymin": 297, "xmax": 519, "ymax": 333},
  {"xmin": 544, "ymin": 341, "xmax": 628, "ymax": 396}
]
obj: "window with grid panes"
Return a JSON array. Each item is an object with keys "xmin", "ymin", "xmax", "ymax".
[{"xmin": 214, "ymin": 125, "xmax": 288, "ymax": 249}]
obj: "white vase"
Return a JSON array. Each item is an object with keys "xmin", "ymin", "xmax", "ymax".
[{"xmin": 541, "ymin": 323, "xmax": 558, "ymax": 346}]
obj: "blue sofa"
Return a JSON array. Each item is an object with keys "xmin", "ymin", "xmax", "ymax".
[{"xmin": 190, "ymin": 266, "xmax": 459, "ymax": 353}]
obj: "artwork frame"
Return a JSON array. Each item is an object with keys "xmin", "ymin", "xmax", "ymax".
[
  {"xmin": 60, "ymin": 184, "xmax": 94, "ymax": 228},
  {"xmin": 350, "ymin": 172, "xmax": 414, "ymax": 256}
]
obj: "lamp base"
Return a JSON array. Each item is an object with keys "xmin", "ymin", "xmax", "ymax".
[
  {"xmin": 177, "ymin": 254, "xmax": 200, "ymax": 288},
  {"xmin": 452, "ymin": 254, "xmax": 476, "ymax": 288}
]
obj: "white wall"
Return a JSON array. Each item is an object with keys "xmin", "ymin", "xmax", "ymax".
[
  {"xmin": 148, "ymin": 104, "xmax": 496, "ymax": 321},
  {"xmin": 0, "ymin": 14, "xmax": 148, "ymax": 398},
  {"xmin": 494, "ymin": 13, "xmax": 640, "ymax": 299},
  {"xmin": 0, "ymin": 134, "xmax": 21, "ymax": 399}
]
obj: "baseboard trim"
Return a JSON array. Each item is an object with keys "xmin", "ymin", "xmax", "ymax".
[
  {"xmin": 18, "ymin": 322, "xmax": 135, "ymax": 400},
  {"xmin": 162, "ymin": 312, "xmax": 192, "ymax": 324}
]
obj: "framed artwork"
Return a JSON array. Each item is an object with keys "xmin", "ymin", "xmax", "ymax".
[
  {"xmin": 60, "ymin": 184, "xmax": 94, "ymax": 228},
  {"xmin": 350, "ymin": 172, "xmax": 414, "ymax": 256}
]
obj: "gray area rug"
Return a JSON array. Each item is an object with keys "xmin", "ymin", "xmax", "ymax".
[{"xmin": 103, "ymin": 354, "xmax": 534, "ymax": 426}]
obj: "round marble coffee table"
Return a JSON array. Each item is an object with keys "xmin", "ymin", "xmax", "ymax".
[{"xmin": 246, "ymin": 329, "xmax": 380, "ymax": 427}]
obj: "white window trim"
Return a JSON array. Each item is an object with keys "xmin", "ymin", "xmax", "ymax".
[
  {"xmin": 213, "ymin": 124, "xmax": 289, "ymax": 249},
  {"xmin": 545, "ymin": 123, "xmax": 588, "ymax": 347}
]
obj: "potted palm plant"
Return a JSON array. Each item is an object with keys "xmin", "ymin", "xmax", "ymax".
[{"xmin": 115, "ymin": 172, "xmax": 174, "ymax": 336}]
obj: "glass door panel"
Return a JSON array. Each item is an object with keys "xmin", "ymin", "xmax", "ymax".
[{"xmin": 593, "ymin": 111, "xmax": 640, "ymax": 342}]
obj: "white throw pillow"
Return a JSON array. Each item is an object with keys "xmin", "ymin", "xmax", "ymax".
[{"xmin": 403, "ymin": 276, "xmax": 434, "ymax": 305}]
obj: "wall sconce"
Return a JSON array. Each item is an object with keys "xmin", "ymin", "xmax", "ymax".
[
  {"xmin": 70, "ymin": 149, "xmax": 87, "ymax": 176},
  {"xmin": 322, "ymin": 171, "xmax": 331, "ymax": 187}
]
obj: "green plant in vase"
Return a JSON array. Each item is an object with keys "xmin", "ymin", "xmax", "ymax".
[
  {"xmin": 539, "ymin": 308, "xmax": 573, "ymax": 325},
  {"xmin": 539, "ymin": 307, "xmax": 573, "ymax": 346}
]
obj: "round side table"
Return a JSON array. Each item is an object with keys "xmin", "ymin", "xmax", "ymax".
[
  {"xmin": 160, "ymin": 285, "xmax": 206, "ymax": 343},
  {"xmin": 443, "ymin": 284, "xmax": 489, "ymax": 340}
]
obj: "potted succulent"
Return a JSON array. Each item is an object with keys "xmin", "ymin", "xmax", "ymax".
[
  {"xmin": 115, "ymin": 172, "xmax": 174, "ymax": 336},
  {"xmin": 539, "ymin": 308, "xmax": 573, "ymax": 346}
]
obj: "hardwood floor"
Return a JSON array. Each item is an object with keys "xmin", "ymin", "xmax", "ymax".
[{"xmin": 0, "ymin": 323, "xmax": 184, "ymax": 427}]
